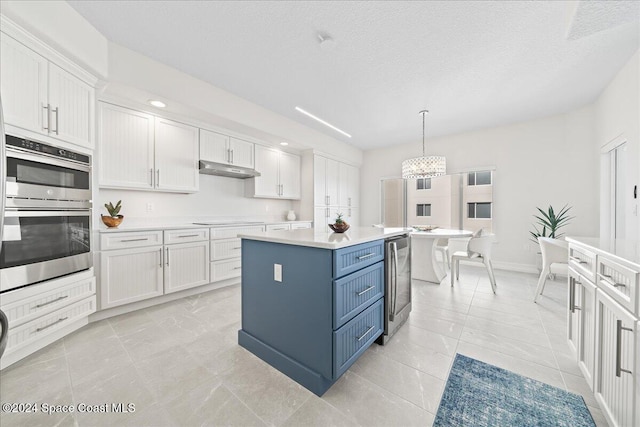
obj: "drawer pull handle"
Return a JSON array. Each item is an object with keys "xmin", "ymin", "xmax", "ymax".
[
  {"xmin": 570, "ymin": 256, "xmax": 587, "ymax": 264},
  {"xmin": 356, "ymin": 325, "xmax": 375, "ymax": 342},
  {"xmin": 176, "ymin": 234, "xmax": 200, "ymax": 238},
  {"xmin": 233, "ymin": 266, "xmax": 242, "ymax": 270},
  {"xmin": 598, "ymin": 273, "xmax": 626, "ymax": 288},
  {"xmin": 121, "ymin": 238, "xmax": 149, "ymax": 243},
  {"xmin": 232, "ymin": 247, "xmax": 242, "ymax": 250},
  {"xmin": 35, "ymin": 317, "xmax": 68, "ymax": 333},
  {"xmin": 33, "ymin": 295, "xmax": 69, "ymax": 309},
  {"xmin": 356, "ymin": 286, "xmax": 376, "ymax": 296},
  {"xmin": 616, "ymin": 320, "xmax": 633, "ymax": 377},
  {"xmin": 357, "ymin": 253, "xmax": 375, "ymax": 260}
]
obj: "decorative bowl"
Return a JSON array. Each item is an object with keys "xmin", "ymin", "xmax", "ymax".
[
  {"xmin": 101, "ymin": 214, "xmax": 124, "ymax": 228},
  {"xmin": 412, "ymin": 225, "xmax": 438, "ymax": 232},
  {"xmin": 328, "ymin": 223, "xmax": 350, "ymax": 233}
]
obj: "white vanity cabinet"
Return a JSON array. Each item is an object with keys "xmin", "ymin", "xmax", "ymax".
[
  {"xmin": 98, "ymin": 102, "xmax": 199, "ymax": 193},
  {"xmin": 567, "ymin": 238, "xmax": 640, "ymax": 427},
  {"xmin": 0, "ymin": 22, "xmax": 95, "ymax": 149},
  {"xmin": 200, "ymin": 129, "xmax": 254, "ymax": 169},
  {"xmin": 247, "ymin": 145, "xmax": 301, "ymax": 199}
]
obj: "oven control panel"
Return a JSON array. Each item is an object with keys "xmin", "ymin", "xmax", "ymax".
[{"xmin": 6, "ymin": 135, "xmax": 90, "ymax": 164}]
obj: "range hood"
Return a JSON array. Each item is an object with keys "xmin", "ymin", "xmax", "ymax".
[{"xmin": 199, "ymin": 160, "xmax": 261, "ymax": 179}]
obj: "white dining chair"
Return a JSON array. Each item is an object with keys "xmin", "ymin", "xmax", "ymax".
[
  {"xmin": 533, "ymin": 237, "xmax": 569, "ymax": 303},
  {"xmin": 450, "ymin": 233, "xmax": 497, "ymax": 293},
  {"xmin": 434, "ymin": 238, "xmax": 450, "ymax": 271}
]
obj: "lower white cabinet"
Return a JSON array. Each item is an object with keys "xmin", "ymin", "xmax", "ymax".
[
  {"xmin": 209, "ymin": 225, "xmax": 265, "ymax": 283},
  {"xmin": 291, "ymin": 222, "xmax": 312, "ymax": 230},
  {"xmin": 164, "ymin": 241, "xmax": 210, "ymax": 294},
  {"xmin": 266, "ymin": 223, "xmax": 291, "ymax": 231},
  {"xmin": 100, "ymin": 245, "xmax": 164, "ymax": 309},
  {"xmin": 594, "ymin": 289, "xmax": 638, "ymax": 427},
  {"xmin": 567, "ymin": 267, "xmax": 597, "ymax": 388},
  {"xmin": 0, "ymin": 270, "xmax": 96, "ymax": 369}
]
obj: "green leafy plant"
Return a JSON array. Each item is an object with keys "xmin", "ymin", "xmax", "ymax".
[
  {"xmin": 334, "ymin": 212, "xmax": 345, "ymax": 224},
  {"xmin": 104, "ymin": 200, "xmax": 122, "ymax": 217},
  {"xmin": 529, "ymin": 204, "xmax": 573, "ymax": 243}
]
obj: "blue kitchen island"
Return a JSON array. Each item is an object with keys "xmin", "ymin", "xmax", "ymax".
[{"xmin": 237, "ymin": 227, "xmax": 409, "ymax": 396}]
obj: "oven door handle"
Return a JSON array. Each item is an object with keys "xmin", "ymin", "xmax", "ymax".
[
  {"xmin": 0, "ymin": 309, "xmax": 9, "ymax": 359},
  {"xmin": 6, "ymin": 146, "xmax": 91, "ymax": 173},
  {"xmin": 3, "ymin": 210, "xmax": 91, "ymax": 218}
]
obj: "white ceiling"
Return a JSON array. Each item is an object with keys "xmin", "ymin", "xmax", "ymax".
[{"xmin": 67, "ymin": 1, "xmax": 639, "ymax": 150}]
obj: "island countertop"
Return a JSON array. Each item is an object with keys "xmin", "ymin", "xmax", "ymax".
[{"xmin": 238, "ymin": 227, "xmax": 411, "ymax": 249}]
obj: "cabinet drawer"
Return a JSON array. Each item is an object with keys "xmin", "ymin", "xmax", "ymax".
[
  {"xmin": 334, "ymin": 262, "xmax": 384, "ymax": 329},
  {"xmin": 211, "ymin": 238, "xmax": 242, "ymax": 261},
  {"xmin": 164, "ymin": 228, "xmax": 209, "ymax": 244},
  {"xmin": 266, "ymin": 223, "xmax": 291, "ymax": 231},
  {"xmin": 4, "ymin": 296, "xmax": 97, "ymax": 356},
  {"xmin": 100, "ymin": 230, "xmax": 163, "ymax": 250},
  {"xmin": 290, "ymin": 222, "xmax": 312, "ymax": 230},
  {"xmin": 1, "ymin": 276, "xmax": 95, "ymax": 328},
  {"xmin": 597, "ymin": 256, "xmax": 639, "ymax": 316},
  {"xmin": 333, "ymin": 298, "xmax": 383, "ymax": 378},
  {"xmin": 211, "ymin": 225, "xmax": 264, "ymax": 240},
  {"xmin": 333, "ymin": 240, "xmax": 384, "ymax": 278},
  {"xmin": 569, "ymin": 245, "xmax": 596, "ymax": 282},
  {"xmin": 211, "ymin": 258, "xmax": 242, "ymax": 282}
]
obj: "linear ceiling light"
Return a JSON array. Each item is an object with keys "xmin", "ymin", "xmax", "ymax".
[{"xmin": 295, "ymin": 106, "xmax": 352, "ymax": 138}]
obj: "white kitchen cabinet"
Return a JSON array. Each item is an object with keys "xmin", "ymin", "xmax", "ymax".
[
  {"xmin": 567, "ymin": 267, "xmax": 597, "ymax": 389},
  {"xmin": 209, "ymin": 225, "xmax": 264, "ymax": 284},
  {"xmin": 100, "ymin": 245, "xmax": 164, "ymax": 309},
  {"xmin": 154, "ymin": 117, "xmax": 199, "ymax": 192},
  {"xmin": 99, "ymin": 103, "xmax": 155, "ymax": 189},
  {"xmin": 200, "ymin": 129, "xmax": 254, "ymax": 169},
  {"xmin": 164, "ymin": 241, "xmax": 210, "ymax": 294},
  {"xmin": 0, "ymin": 32, "xmax": 94, "ymax": 149},
  {"xmin": 344, "ymin": 207, "xmax": 360, "ymax": 228},
  {"xmin": 247, "ymin": 145, "xmax": 300, "ymax": 199},
  {"xmin": 290, "ymin": 222, "xmax": 312, "ymax": 230},
  {"xmin": 266, "ymin": 223, "xmax": 291, "ymax": 231},
  {"xmin": 314, "ymin": 155, "xmax": 340, "ymax": 206},
  {"xmin": 594, "ymin": 289, "xmax": 637, "ymax": 427},
  {"xmin": 339, "ymin": 162, "xmax": 359, "ymax": 207},
  {"xmin": 99, "ymin": 103, "xmax": 199, "ymax": 193},
  {"xmin": 315, "ymin": 206, "xmax": 332, "ymax": 230}
]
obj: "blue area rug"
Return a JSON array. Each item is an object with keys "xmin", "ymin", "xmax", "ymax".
[{"xmin": 433, "ymin": 354, "xmax": 595, "ymax": 427}]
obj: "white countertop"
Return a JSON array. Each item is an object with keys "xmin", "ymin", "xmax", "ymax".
[
  {"xmin": 97, "ymin": 220, "xmax": 312, "ymax": 233},
  {"xmin": 566, "ymin": 236, "xmax": 640, "ymax": 269},
  {"xmin": 238, "ymin": 227, "xmax": 411, "ymax": 249}
]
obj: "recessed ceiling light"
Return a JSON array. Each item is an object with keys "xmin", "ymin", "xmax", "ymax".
[
  {"xmin": 295, "ymin": 106, "xmax": 352, "ymax": 138},
  {"xmin": 148, "ymin": 100, "xmax": 166, "ymax": 108},
  {"xmin": 317, "ymin": 33, "xmax": 335, "ymax": 51},
  {"xmin": 280, "ymin": 142, "xmax": 289, "ymax": 146}
]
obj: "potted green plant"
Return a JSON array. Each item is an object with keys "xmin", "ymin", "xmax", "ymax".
[
  {"xmin": 530, "ymin": 204, "xmax": 573, "ymax": 271},
  {"xmin": 101, "ymin": 200, "xmax": 124, "ymax": 228},
  {"xmin": 328, "ymin": 212, "xmax": 350, "ymax": 233}
]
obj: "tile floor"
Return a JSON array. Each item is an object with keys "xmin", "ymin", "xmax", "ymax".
[{"xmin": 0, "ymin": 266, "xmax": 608, "ymax": 426}]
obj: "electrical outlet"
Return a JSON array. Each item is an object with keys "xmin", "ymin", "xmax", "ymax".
[
  {"xmin": 274, "ymin": 264, "xmax": 282, "ymax": 282},
  {"xmin": 146, "ymin": 203, "xmax": 154, "ymax": 212}
]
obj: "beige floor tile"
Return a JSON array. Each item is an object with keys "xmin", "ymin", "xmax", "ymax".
[{"xmin": 282, "ymin": 396, "xmax": 358, "ymax": 427}]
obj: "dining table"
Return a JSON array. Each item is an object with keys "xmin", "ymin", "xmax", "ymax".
[{"xmin": 411, "ymin": 228, "xmax": 473, "ymax": 284}]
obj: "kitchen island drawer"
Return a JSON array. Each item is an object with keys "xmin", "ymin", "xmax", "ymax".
[
  {"xmin": 211, "ymin": 225, "xmax": 264, "ymax": 240},
  {"xmin": 4, "ymin": 296, "xmax": 97, "ymax": 355},
  {"xmin": 164, "ymin": 228, "xmax": 209, "ymax": 244},
  {"xmin": 211, "ymin": 238, "xmax": 242, "ymax": 261},
  {"xmin": 101, "ymin": 230, "xmax": 163, "ymax": 250},
  {"xmin": 211, "ymin": 258, "xmax": 242, "ymax": 282},
  {"xmin": 1, "ymin": 275, "xmax": 95, "ymax": 327},
  {"xmin": 597, "ymin": 255, "xmax": 639, "ymax": 316},
  {"xmin": 333, "ymin": 298, "xmax": 383, "ymax": 378},
  {"xmin": 569, "ymin": 245, "xmax": 596, "ymax": 282},
  {"xmin": 333, "ymin": 262, "xmax": 384, "ymax": 329},
  {"xmin": 333, "ymin": 240, "xmax": 384, "ymax": 278}
]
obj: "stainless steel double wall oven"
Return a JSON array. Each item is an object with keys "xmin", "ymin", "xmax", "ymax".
[{"xmin": 1, "ymin": 135, "xmax": 92, "ymax": 292}]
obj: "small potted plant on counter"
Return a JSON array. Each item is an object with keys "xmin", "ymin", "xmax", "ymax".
[
  {"xmin": 329, "ymin": 212, "xmax": 350, "ymax": 233},
  {"xmin": 101, "ymin": 200, "xmax": 124, "ymax": 228}
]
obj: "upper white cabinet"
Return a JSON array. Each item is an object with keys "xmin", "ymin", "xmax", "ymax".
[
  {"xmin": 154, "ymin": 117, "xmax": 199, "ymax": 192},
  {"xmin": 200, "ymin": 129, "xmax": 254, "ymax": 169},
  {"xmin": 98, "ymin": 102, "xmax": 199, "ymax": 193},
  {"xmin": 0, "ymin": 32, "xmax": 94, "ymax": 149},
  {"xmin": 247, "ymin": 145, "xmax": 301, "ymax": 199}
]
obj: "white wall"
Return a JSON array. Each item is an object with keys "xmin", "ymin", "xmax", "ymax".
[
  {"xmin": 361, "ymin": 106, "xmax": 599, "ymax": 271},
  {"xmin": 595, "ymin": 50, "xmax": 640, "ymax": 241},
  {"xmin": 1, "ymin": 0, "xmax": 108, "ymax": 77},
  {"xmin": 98, "ymin": 175, "xmax": 294, "ymax": 225}
]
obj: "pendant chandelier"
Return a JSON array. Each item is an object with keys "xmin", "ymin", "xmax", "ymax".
[{"xmin": 401, "ymin": 110, "xmax": 446, "ymax": 178}]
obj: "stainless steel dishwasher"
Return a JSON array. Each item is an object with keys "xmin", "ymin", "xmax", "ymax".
[{"xmin": 377, "ymin": 233, "xmax": 411, "ymax": 345}]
